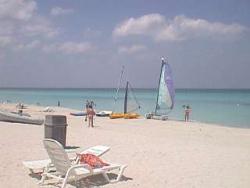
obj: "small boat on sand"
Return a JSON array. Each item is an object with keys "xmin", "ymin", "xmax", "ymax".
[
  {"xmin": 70, "ymin": 112, "xmax": 87, "ymax": 116},
  {"xmin": 0, "ymin": 110, "xmax": 44, "ymax": 125},
  {"xmin": 110, "ymin": 81, "xmax": 141, "ymax": 119},
  {"xmin": 110, "ymin": 66, "xmax": 141, "ymax": 119},
  {"xmin": 96, "ymin": 111, "xmax": 112, "ymax": 117},
  {"xmin": 11, "ymin": 111, "xmax": 31, "ymax": 117}
]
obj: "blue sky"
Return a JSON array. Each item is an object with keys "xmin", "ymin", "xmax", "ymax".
[{"xmin": 0, "ymin": 0, "xmax": 249, "ymax": 88}]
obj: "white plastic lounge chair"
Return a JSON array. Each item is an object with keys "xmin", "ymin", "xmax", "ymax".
[
  {"xmin": 23, "ymin": 145, "xmax": 110, "ymax": 174},
  {"xmin": 40, "ymin": 139, "xmax": 127, "ymax": 188}
]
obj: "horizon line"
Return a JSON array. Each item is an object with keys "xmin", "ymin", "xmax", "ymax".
[{"xmin": 0, "ymin": 87, "xmax": 250, "ymax": 90}]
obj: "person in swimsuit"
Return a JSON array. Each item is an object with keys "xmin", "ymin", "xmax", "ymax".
[
  {"xmin": 87, "ymin": 106, "xmax": 96, "ymax": 127},
  {"xmin": 184, "ymin": 105, "xmax": 192, "ymax": 122},
  {"xmin": 84, "ymin": 100, "xmax": 89, "ymax": 122}
]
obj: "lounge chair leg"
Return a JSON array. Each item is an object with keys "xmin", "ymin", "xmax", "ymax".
[
  {"xmin": 29, "ymin": 169, "xmax": 34, "ymax": 174},
  {"xmin": 61, "ymin": 179, "xmax": 67, "ymax": 188},
  {"xmin": 61, "ymin": 172, "xmax": 70, "ymax": 188},
  {"xmin": 102, "ymin": 172, "xmax": 110, "ymax": 183},
  {"xmin": 61, "ymin": 165, "xmax": 81, "ymax": 188},
  {"xmin": 38, "ymin": 173, "xmax": 47, "ymax": 185},
  {"xmin": 38, "ymin": 164, "xmax": 50, "ymax": 185},
  {"xmin": 111, "ymin": 165, "xmax": 127, "ymax": 183}
]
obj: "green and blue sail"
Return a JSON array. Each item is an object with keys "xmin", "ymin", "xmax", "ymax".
[{"xmin": 155, "ymin": 58, "xmax": 175, "ymax": 115}]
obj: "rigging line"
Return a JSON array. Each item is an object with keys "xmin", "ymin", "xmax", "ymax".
[
  {"xmin": 113, "ymin": 66, "xmax": 125, "ymax": 102},
  {"xmin": 127, "ymin": 106, "xmax": 141, "ymax": 113},
  {"xmin": 128, "ymin": 82, "xmax": 141, "ymax": 109}
]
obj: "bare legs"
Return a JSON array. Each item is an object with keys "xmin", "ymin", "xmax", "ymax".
[{"xmin": 88, "ymin": 116, "xmax": 94, "ymax": 127}]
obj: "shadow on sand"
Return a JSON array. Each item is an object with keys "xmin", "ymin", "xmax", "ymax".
[
  {"xmin": 30, "ymin": 173, "xmax": 132, "ymax": 188},
  {"xmin": 72, "ymin": 174, "xmax": 132, "ymax": 187}
]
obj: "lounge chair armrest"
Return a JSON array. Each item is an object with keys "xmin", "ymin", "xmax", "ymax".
[{"xmin": 74, "ymin": 153, "xmax": 82, "ymax": 164}]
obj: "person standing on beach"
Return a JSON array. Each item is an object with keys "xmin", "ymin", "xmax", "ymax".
[
  {"xmin": 87, "ymin": 105, "xmax": 96, "ymax": 127},
  {"xmin": 84, "ymin": 100, "xmax": 89, "ymax": 122},
  {"xmin": 184, "ymin": 105, "xmax": 192, "ymax": 122}
]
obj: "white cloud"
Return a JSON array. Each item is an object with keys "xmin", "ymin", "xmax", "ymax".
[
  {"xmin": 50, "ymin": 7, "xmax": 74, "ymax": 16},
  {"xmin": 0, "ymin": 21, "xmax": 15, "ymax": 36},
  {"xmin": 82, "ymin": 28, "xmax": 102, "ymax": 39},
  {"xmin": 118, "ymin": 45, "xmax": 146, "ymax": 54},
  {"xmin": 0, "ymin": 0, "xmax": 37, "ymax": 21},
  {"xmin": 157, "ymin": 16, "xmax": 247, "ymax": 41},
  {"xmin": 0, "ymin": 36, "xmax": 13, "ymax": 47},
  {"xmin": 58, "ymin": 42, "xmax": 93, "ymax": 54},
  {"xmin": 42, "ymin": 43, "xmax": 57, "ymax": 53},
  {"xmin": 0, "ymin": 0, "xmax": 58, "ymax": 52},
  {"xmin": 114, "ymin": 14, "xmax": 165, "ymax": 37},
  {"xmin": 16, "ymin": 40, "xmax": 40, "ymax": 50},
  {"xmin": 113, "ymin": 14, "xmax": 247, "ymax": 42},
  {"xmin": 43, "ymin": 42, "xmax": 95, "ymax": 55},
  {"xmin": 21, "ymin": 17, "xmax": 58, "ymax": 38}
]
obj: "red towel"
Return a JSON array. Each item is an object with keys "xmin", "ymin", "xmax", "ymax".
[{"xmin": 77, "ymin": 153, "xmax": 109, "ymax": 168}]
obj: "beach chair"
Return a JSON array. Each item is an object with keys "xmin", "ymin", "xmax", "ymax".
[
  {"xmin": 23, "ymin": 144, "xmax": 110, "ymax": 174},
  {"xmin": 40, "ymin": 139, "xmax": 127, "ymax": 188}
]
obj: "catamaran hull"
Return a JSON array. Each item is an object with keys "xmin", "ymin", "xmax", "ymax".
[
  {"xmin": 152, "ymin": 115, "xmax": 168, "ymax": 121},
  {"xmin": 145, "ymin": 113, "xmax": 168, "ymax": 121},
  {"xmin": 0, "ymin": 111, "xmax": 44, "ymax": 125}
]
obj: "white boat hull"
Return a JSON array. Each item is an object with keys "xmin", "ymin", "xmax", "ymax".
[
  {"xmin": 145, "ymin": 113, "xmax": 168, "ymax": 121},
  {"xmin": 0, "ymin": 110, "xmax": 44, "ymax": 125}
]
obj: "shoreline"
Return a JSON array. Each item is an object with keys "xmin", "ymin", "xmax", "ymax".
[
  {"xmin": 0, "ymin": 102, "xmax": 249, "ymax": 130},
  {"xmin": 0, "ymin": 87, "xmax": 249, "ymax": 128}
]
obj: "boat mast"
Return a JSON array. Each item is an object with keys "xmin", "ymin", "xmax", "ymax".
[
  {"xmin": 113, "ymin": 66, "xmax": 125, "ymax": 110},
  {"xmin": 155, "ymin": 57, "xmax": 165, "ymax": 115},
  {"xmin": 124, "ymin": 81, "xmax": 129, "ymax": 114}
]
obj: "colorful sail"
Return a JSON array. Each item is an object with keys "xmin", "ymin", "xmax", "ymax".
[{"xmin": 155, "ymin": 58, "xmax": 175, "ymax": 115}]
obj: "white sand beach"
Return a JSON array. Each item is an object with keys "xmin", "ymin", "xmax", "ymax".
[{"xmin": 0, "ymin": 103, "xmax": 250, "ymax": 188}]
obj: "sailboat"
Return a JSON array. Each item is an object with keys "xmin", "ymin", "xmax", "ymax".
[
  {"xmin": 110, "ymin": 68, "xmax": 141, "ymax": 119},
  {"xmin": 146, "ymin": 57, "xmax": 175, "ymax": 120}
]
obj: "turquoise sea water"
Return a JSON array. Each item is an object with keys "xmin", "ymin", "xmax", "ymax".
[{"xmin": 0, "ymin": 88, "xmax": 249, "ymax": 128}]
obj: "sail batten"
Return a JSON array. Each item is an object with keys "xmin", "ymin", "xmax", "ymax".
[{"xmin": 155, "ymin": 58, "xmax": 175, "ymax": 116}]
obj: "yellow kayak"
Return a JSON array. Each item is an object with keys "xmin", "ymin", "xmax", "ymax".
[
  {"xmin": 124, "ymin": 113, "xmax": 140, "ymax": 119},
  {"xmin": 109, "ymin": 113, "xmax": 125, "ymax": 119},
  {"xmin": 109, "ymin": 113, "xmax": 140, "ymax": 119}
]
